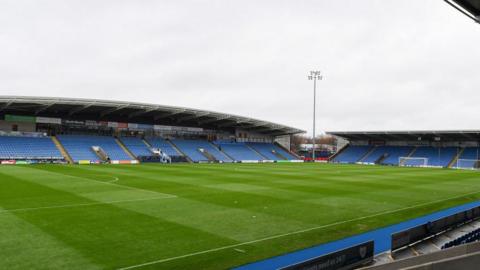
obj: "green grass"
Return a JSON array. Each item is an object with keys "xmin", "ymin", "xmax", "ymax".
[{"xmin": 1, "ymin": 163, "xmax": 480, "ymax": 269}]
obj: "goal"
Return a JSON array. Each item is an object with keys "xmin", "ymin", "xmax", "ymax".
[
  {"xmin": 399, "ymin": 157, "xmax": 428, "ymax": 167},
  {"xmin": 456, "ymin": 159, "xmax": 480, "ymax": 169}
]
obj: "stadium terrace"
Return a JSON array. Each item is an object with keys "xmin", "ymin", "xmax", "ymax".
[
  {"xmin": 0, "ymin": 96, "xmax": 303, "ymax": 164},
  {"xmin": 328, "ymin": 130, "xmax": 480, "ymax": 169}
]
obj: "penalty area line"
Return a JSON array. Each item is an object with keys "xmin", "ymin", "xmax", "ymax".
[{"xmin": 117, "ymin": 190, "xmax": 480, "ymax": 270}]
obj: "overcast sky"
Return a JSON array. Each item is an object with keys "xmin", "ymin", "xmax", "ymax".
[{"xmin": 1, "ymin": 0, "xmax": 479, "ymax": 135}]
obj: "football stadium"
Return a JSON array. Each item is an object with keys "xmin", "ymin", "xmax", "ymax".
[
  {"xmin": 2, "ymin": 94, "xmax": 480, "ymax": 270},
  {"xmin": 2, "ymin": 1, "xmax": 480, "ymax": 270}
]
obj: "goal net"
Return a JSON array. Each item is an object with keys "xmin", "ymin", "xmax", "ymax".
[
  {"xmin": 399, "ymin": 157, "xmax": 428, "ymax": 167},
  {"xmin": 456, "ymin": 159, "xmax": 480, "ymax": 169}
]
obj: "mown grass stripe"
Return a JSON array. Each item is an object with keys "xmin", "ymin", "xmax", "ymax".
[
  {"xmin": 0, "ymin": 196, "xmax": 176, "ymax": 214},
  {"xmin": 117, "ymin": 189, "xmax": 480, "ymax": 270}
]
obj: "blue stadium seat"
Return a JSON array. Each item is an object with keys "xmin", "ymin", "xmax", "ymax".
[
  {"xmin": 407, "ymin": 147, "xmax": 458, "ymax": 167},
  {"xmin": 0, "ymin": 135, "xmax": 63, "ymax": 160},
  {"xmin": 215, "ymin": 142, "xmax": 264, "ymax": 161},
  {"xmin": 380, "ymin": 146, "xmax": 415, "ymax": 165},
  {"xmin": 362, "ymin": 146, "xmax": 415, "ymax": 165},
  {"xmin": 120, "ymin": 137, "xmax": 152, "ymax": 157},
  {"xmin": 171, "ymin": 139, "xmax": 232, "ymax": 162},
  {"xmin": 362, "ymin": 146, "xmax": 387, "ymax": 164},
  {"xmin": 442, "ymin": 227, "xmax": 480, "ymax": 249},
  {"xmin": 57, "ymin": 135, "xmax": 132, "ymax": 162},
  {"xmin": 351, "ymin": 145, "xmax": 457, "ymax": 167},
  {"xmin": 146, "ymin": 138, "xmax": 182, "ymax": 157},
  {"xmin": 246, "ymin": 142, "xmax": 298, "ymax": 160},
  {"xmin": 454, "ymin": 147, "xmax": 480, "ymax": 169},
  {"xmin": 332, "ymin": 145, "xmax": 372, "ymax": 163}
]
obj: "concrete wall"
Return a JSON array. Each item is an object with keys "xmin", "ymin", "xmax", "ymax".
[
  {"xmin": 335, "ymin": 136, "xmax": 349, "ymax": 150},
  {"xmin": 363, "ymin": 242, "xmax": 480, "ymax": 270},
  {"xmin": 274, "ymin": 135, "xmax": 291, "ymax": 150},
  {"xmin": 405, "ymin": 251, "xmax": 480, "ymax": 270}
]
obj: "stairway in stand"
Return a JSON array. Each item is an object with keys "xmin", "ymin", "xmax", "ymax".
[
  {"xmin": 358, "ymin": 146, "xmax": 377, "ymax": 162},
  {"xmin": 92, "ymin": 146, "xmax": 109, "ymax": 162},
  {"xmin": 168, "ymin": 140, "xmax": 193, "ymax": 163},
  {"xmin": 115, "ymin": 138, "xmax": 137, "ymax": 161},
  {"xmin": 329, "ymin": 144, "xmax": 349, "ymax": 161},
  {"xmin": 274, "ymin": 142, "xmax": 301, "ymax": 159},
  {"xmin": 142, "ymin": 139, "xmax": 152, "ymax": 148},
  {"xmin": 245, "ymin": 144, "xmax": 269, "ymax": 160},
  {"xmin": 208, "ymin": 141, "xmax": 234, "ymax": 162},
  {"xmin": 51, "ymin": 136, "xmax": 73, "ymax": 163},
  {"xmin": 199, "ymin": 149, "xmax": 217, "ymax": 162},
  {"xmin": 448, "ymin": 147, "xmax": 465, "ymax": 168},
  {"xmin": 399, "ymin": 147, "xmax": 418, "ymax": 166}
]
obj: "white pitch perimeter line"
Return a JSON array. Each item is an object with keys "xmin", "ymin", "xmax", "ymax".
[
  {"xmin": 117, "ymin": 190, "xmax": 480, "ymax": 270},
  {"xmin": 0, "ymin": 196, "xmax": 176, "ymax": 214}
]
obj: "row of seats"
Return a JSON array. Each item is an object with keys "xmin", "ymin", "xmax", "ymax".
[
  {"xmin": 139, "ymin": 138, "xmax": 297, "ymax": 163},
  {"xmin": 172, "ymin": 139, "xmax": 232, "ymax": 162},
  {"xmin": 0, "ymin": 135, "xmax": 299, "ymax": 163},
  {"xmin": 246, "ymin": 142, "xmax": 297, "ymax": 160},
  {"xmin": 146, "ymin": 138, "xmax": 182, "ymax": 157},
  {"xmin": 442, "ymin": 228, "xmax": 480, "ymax": 249},
  {"xmin": 455, "ymin": 147, "xmax": 480, "ymax": 169},
  {"xmin": 215, "ymin": 142, "xmax": 263, "ymax": 161},
  {"xmin": 361, "ymin": 146, "xmax": 414, "ymax": 165},
  {"xmin": 333, "ymin": 145, "xmax": 477, "ymax": 168},
  {"xmin": 120, "ymin": 137, "xmax": 152, "ymax": 157},
  {"xmin": 58, "ymin": 135, "xmax": 133, "ymax": 162},
  {"xmin": 332, "ymin": 145, "xmax": 372, "ymax": 163},
  {"xmin": 408, "ymin": 147, "xmax": 457, "ymax": 167},
  {"xmin": 0, "ymin": 136, "xmax": 62, "ymax": 159}
]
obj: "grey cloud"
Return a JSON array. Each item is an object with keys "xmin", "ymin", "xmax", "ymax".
[{"xmin": 1, "ymin": 0, "xmax": 479, "ymax": 135}]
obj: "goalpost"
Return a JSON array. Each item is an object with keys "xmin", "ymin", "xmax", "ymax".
[
  {"xmin": 456, "ymin": 159, "xmax": 480, "ymax": 169},
  {"xmin": 399, "ymin": 157, "xmax": 428, "ymax": 167}
]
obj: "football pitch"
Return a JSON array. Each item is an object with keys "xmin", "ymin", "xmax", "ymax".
[{"xmin": 1, "ymin": 163, "xmax": 480, "ymax": 270}]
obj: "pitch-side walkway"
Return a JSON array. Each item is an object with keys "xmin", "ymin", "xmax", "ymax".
[{"xmin": 234, "ymin": 198, "xmax": 480, "ymax": 270}]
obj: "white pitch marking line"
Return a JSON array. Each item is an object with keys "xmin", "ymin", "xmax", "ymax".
[
  {"xmin": 110, "ymin": 177, "xmax": 120, "ymax": 183},
  {"xmin": 234, "ymin": 248, "xmax": 246, "ymax": 253},
  {"xmin": 107, "ymin": 176, "xmax": 119, "ymax": 183},
  {"xmin": 85, "ymin": 175, "xmax": 120, "ymax": 183},
  {"xmin": 27, "ymin": 166, "xmax": 177, "ymax": 199},
  {"xmin": 79, "ymin": 176, "xmax": 177, "ymax": 198},
  {"xmin": 0, "ymin": 196, "xmax": 176, "ymax": 214},
  {"xmin": 56, "ymin": 171, "xmax": 177, "ymax": 199},
  {"xmin": 117, "ymin": 190, "xmax": 480, "ymax": 270}
]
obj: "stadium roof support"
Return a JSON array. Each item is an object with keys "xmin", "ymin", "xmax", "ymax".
[
  {"xmin": 68, "ymin": 103, "xmax": 95, "ymax": 116},
  {"xmin": 176, "ymin": 112, "xmax": 210, "ymax": 123},
  {"xmin": 0, "ymin": 96, "xmax": 304, "ymax": 136},
  {"xmin": 0, "ymin": 101, "xmax": 14, "ymax": 112},
  {"xmin": 327, "ymin": 130, "xmax": 480, "ymax": 141},
  {"xmin": 99, "ymin": 105, "xmax": 131, "ymax": 117},
  {"xmin": 445, "ymin": 0, "xmax": 480, "ymax": 23},
  {"xmin": 127, "ymin": 107, "xmax": 159, "ymax": 119}
]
